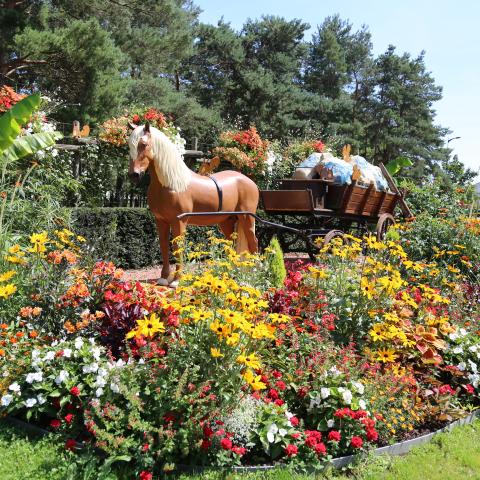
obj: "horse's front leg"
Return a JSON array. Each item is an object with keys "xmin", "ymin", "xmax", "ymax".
[
  {"xmin": 170, "ymin": 220, "xmax": 187, "ymax": 287},
  {"xmin": 155, "ymin": 218, "xmax": 171, "ymax": 286}
]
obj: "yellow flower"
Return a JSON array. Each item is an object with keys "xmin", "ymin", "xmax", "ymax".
[
  {"xmin": 136, "ymin": 312, "xmax": 165, "ymax": 338},
  {"xmin": 369, "ymin": 327, "xmax": 385, "ymax": 342},
  {"xmin": 0, "ymin": 271, "xmax": 16, "ymax": 282},
  {"xmin": 190, "ymin": 309, "xmax": 213, "ymax": 322},
  {"xmin": 361, "ymin": 277, "xmax": 377, "ymax": 299},
  {"xmin": 210, "ymin": 347, "xmax": 224, "ymax": 358},
  {"xmin": 0, "ymin": 283, "xmax": 17, "ymax": 299},
  {"xmin": 308, "ymin": 266, "xmax": 328, "ymax": 279},
  {"xmin": 242, "ymin": 369, "xmax": 267, "ymax": 391},
  {"xmin": 375, "ymin": 348, "xmax": 397, "ymax": 363},
  {"xmin": 377, "ymin": 273, "xmax": 403, "ymax": 295},
  {"xmin": 268, "ymin": 313, "xmax": 290, "ymax": 324},
  {"xmin": 225, "ymin": 332, "xmax": 240, "ymax": 346},
  {"xmin": 30, "ymin": 231, "xmax": 48, "ymax": 245},
  {"xmin": 8, "ymin": 245, "xmax": 21, "ymax": 254},
  {"xmin": 210, "ymin": 320, "xmax": 231, "ymax": 337},
  {"xmin": 237, "ymin": 352, "xmax": 261, "ymax": 369}
]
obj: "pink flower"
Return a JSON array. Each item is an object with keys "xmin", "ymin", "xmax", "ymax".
[
  {"xmin": 289, "ymin": 416, "xmax": 299, "ymax": 427},
  {"xmin": 275, "ymin": 380, "xmax": 287, "ymax": 391},
  {"xmin": 139, "ymin": 472, "xmax": 153, "ymax": 480},
  {"xmin": 465, "ymin": 384, "xmax": 475, "ymax": 394},
  {"xmin": 284, "ymin": 444, "xmax": 298, "ymax": 456},
  {"xmin": 64, "ymin": 413, "xmax": 74, "ymax": 424},
  {"xmin": 232, "ymin": 446, "xmax": 247, "ymax": 456}
]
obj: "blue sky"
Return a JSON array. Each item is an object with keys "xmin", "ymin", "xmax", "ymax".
[{"xmin": 196, "ymin": 0, "xmax": 480, "ymax": 181}]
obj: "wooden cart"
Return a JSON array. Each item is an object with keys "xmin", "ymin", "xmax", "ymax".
[{"xmin": 258, "ymin": 163, "xmax": 412, "ymax": 257}]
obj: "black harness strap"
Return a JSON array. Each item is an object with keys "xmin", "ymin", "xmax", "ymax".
[{"xmin": 209, "ymin": 175, "xmax": 223, "ymax": 212}]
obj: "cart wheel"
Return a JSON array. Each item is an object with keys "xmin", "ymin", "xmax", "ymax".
[
  {"xmin": 323, "ymin": 229, "xmax": 347, "ymax": 247},
  {"xmin": 376, "ymin": 213, "xmax": 395, "ymax": 241}
]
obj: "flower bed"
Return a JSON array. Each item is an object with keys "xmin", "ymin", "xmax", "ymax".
[{"xmin": 0, "ymin": 224, "xmax": 479, "ymax": 478}]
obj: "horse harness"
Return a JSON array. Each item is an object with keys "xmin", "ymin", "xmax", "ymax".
[{"xmin": 209, "ymin": 175, "xmax": 223, "ymax": 211}]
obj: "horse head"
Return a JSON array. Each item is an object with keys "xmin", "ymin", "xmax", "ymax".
[{"xmin": 128, "ymin": 122, "xmax": 152, "ymax": 185}]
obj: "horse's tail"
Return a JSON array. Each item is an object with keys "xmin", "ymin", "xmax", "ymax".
[{"xmin": 235, "ymin": 215, "xmax": 255, "ymax": 254}]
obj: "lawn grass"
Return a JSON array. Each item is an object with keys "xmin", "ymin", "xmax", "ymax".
[{"xmin": 1, "ymin": 419, "xmax": 479, "ymax": 479}]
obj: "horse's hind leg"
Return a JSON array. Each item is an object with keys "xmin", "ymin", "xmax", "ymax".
[
  {"xmin": 237, "ymin": 214, "xmax": 258, "ymax": 254},
  {"xmin": 219, "ymin": 217, "xmax": 236, "ymax": 240}
]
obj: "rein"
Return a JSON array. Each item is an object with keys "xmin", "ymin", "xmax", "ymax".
[{"xmin": 208, "ymin": 175, "xmax": 223, "ymax": 211}]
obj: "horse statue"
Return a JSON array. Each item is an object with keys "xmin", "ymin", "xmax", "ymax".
[{"xmin": 128, "ymin": 123, "xmax": 259, "ymax": 286}]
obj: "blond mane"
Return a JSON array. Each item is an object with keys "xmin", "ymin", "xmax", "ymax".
[{"xmin": 129, "ymin": 126, "xmax": 191, "ymax": 192}]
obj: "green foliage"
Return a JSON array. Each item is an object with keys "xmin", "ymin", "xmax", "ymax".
[
  {"xmin": 385, "ymin": 156, "xmax": 413, "ymax": 176},
  {"xmin": 72, "ymin": 207, "xmax": 216, "ymax": 269},
  {"xmin": 265, "ymin": 237, "xmax": 287, "ymax": 288}
]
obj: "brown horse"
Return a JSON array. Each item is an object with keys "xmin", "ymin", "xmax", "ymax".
[{"xmin": 128, "ymin": 123, "xmax": 259, "ymax": 286}]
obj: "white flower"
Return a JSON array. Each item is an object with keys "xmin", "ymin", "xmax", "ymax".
[
  {"xmin": 308, "ymin": 396, "xmax": 321, "ymax": 411},
  {"xmin": 320, "ymin": 387, "xmax": 331, "ymax": 399},
  {"xmin": 63, "ymin": 348, "xmax": 72, "ymax": 358},
  {"xmin": 55, "ymin": 370, "xmax": 69, "ymax": 384},
  {"xmin": 449, "ymin": 332, "xmax": 459, "ymax": 341},
  {"xmin": 97, "ymin": 367, "xmax": 108, "ymax": 378},
  {"xmin": 460, "ymin": 328, "xmax": 468, "ymax": 337},
  {"xmin": 110, "ymin": 382, "xmax": 120, "ymax": 393},
  {"xmin": 266, "ymin": 423, "xmax": 278, "ymax": 443},
  {"xmin": 359, "ymin": 399, "xmax": 367, "ymax": 410},
  {"xmin": 82, "ymin": 363, "xmax": 99, "ymax": 374},
  {"xmin": 8, "ymin": 382, "xmax": 21, "ymax": 393},
  {"xmin": 468, "ymin": 345, "xmax": 478, "ymax": 353},
  {"xmin": 37, "ymin": 394, "xmax": 46, "ymax": 405},
  {"xmin": 44, "ymin": 351, "xmax": 55, "ymax": 361},
  {"xmin": 31, "ymin": 350, "xmax": 41, "ymax": 361},
  {"xmin": 458, "ymin": 362, "xmax": 466, "ymax": 371},
  {"xmin": 278, "ymin": 428, "xmax": 287, "ymax": 437},
  {"xmin": 329, "ymin": 366, "xmax": 341, "ymax": 376},
  {"xmin": 468, "ymin": 359, "xmax": 478, "ymax": 373},
  {"xmin": 1, "ymin": 394, "xmax": 13, "ymax": 406},
  {"xmin": 91, "ymin": 346, "xmax": 102, "ymax": 361},
  {"xmin": 469, "ymin": 373, "xmax": 479, "ymax": 388},
  {"xmin": 351, "ymin": 381, "xmax": 365, "ymax": 395},
  {"xmin": 26, "ymin": 371, "xmax": 43, "ymax": 384},
  {"xmin": 115, "ymin": 359, "xmax": 125, "ymax": 368},
  {"xmin": 95, "ymin": 387, "xmax": 104, "ymax": 397},
  {"xmin": 342, "ymin": 389, "xmax": 353, "ymax": 405},
  {"xmin": 453, "ymin": 346, "xmax": 463, "ymax": 354},
  {"xmin": 95, "ymin": 376, "xmax": 106, "ymax": 388},
  {"xmin": 74, "ymin": 337, "xmax": 84, "ymax": 350},
  {"xmin": 25, "ymin": 398, "xmax": 37, "ymax": 408},
  {"xmin": 327, "ymin": 419, "xmax": 335, "ymax": 428}
]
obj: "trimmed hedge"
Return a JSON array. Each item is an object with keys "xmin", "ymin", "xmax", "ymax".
[{"xmin": 72, "ymin": 208, "xmax": 215, "ymax": 269}]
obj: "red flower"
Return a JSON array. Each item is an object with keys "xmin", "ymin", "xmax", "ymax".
[
  {"xmin": 314, "ymin": 442, "xmax": 327, "ymax": 455},
  {"xmin": 220, "ymin": 437, "xmax": 233, "ymax": 450},
  {"xmin": 65, "ymin": 439, "xmax": 76, "ymax": 451},
  {"xmin": 268, "ymin": 388, "xmax": 279, "ymax": 400},
  {"xmin": 275, "ymin": 380, "xmax": 287, "ymax": 391},
  {"xmin": 274, "ymin": 399, "xmax": 284, "ymax": 406},
  {"xmin": 64, "ymin": 413, "xmax": 74, "ymax": 424},
  {"xmin": 142, "ymin": 443, "xmax": 150, "ymax": 452},
  {"xmin": 289, "ymin": 416, "xmax": 299, "ymax": 427},
  {"xmin": 350, "ymin": 436, "xmax": 363, "ymax": 449},
  {"xmin": 132, "ymin": 114, "xmax": 140, "ymax": 123},
  {"xmin": 465, "ymin": 384, "xmax": 475, "ymax": 394},
  {"xmin": 232, "ymin": 446, "xmax": 247, "ymax": 456},
  {"xmin": 438, "ymin": 384, "xmax": 456, "ymax": 395},
  {"xmin": 291, "ymin": 433, "xmax": 301, "ymax": 439},
  {"xmin": 305, "ymin": 436, "xmax": 317, "ymax": 448},
  {"xmin": 366, "ymin": 428, "xmax": 378, "ymax": 442},
  {"xmin": 328, "ymin": 430, "xmax": 341, "ymax": 442},
  {"xmin": 50, "ymin": 419, "xmax": 61, "ymax": 429},
  {"xmin": 201, "ymin": 439, "xmax": 211, "ymax": 450},
  {"xmin": 70, "ymin": 386, "xmax": 80, "ymax": 397},
  {"xmin": 284, "ymin": 444, "xmax": 298, "ymax": 456},
  {"xmin": 139, "ymin": 472, "xmax": 153, "ymax": 480},
  {"xmin": 272, "ymin": 370, "xmax": 282, "ymax": 379}
]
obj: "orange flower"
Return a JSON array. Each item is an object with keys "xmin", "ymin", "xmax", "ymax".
[
  {"xmin": 20, "ymin": 307, "xmax": 33, "ymax": 317},
  {"xmin": 29, "ymin": 331, "xmax": 38, "ymax": 338},
  {"xmin": 9, "ymin": 337, "xmax": 17, "ymax": 344},
  {"xmin": 0, "ymin": 349, "xmax": 5, "ymax": 356},
  {"xmin": 15, "ymin": 332, "xmax": 24, "ymax": 338},
  {"xmin": 0, "ymin": 323, "xmax": 8, "ymax": 329},
  {"xmin": 32, "ymin": 307, "xmax": 42, "ymax": 316}
]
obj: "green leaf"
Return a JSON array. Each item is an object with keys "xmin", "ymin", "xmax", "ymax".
[
  {"xmin": 0, "ymin": 94, "xmax": 41, "ymax": 152},
  {"xmin": 385, "ymin": 156, "xmax": 413, "ymax": 176},
  {"xmin": 0, "ymin": 131, "xmax": 62, "ymax": 164}
]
